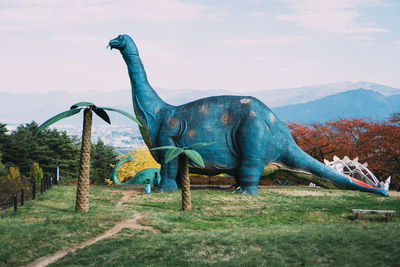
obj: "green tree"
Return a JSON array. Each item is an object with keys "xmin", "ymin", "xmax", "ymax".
[
  {"xmin": 2, "ymin": 122, "xmax": 37, "ymax": 175},
  {"xmin": 0, "ymin": 123, "xmax": 7, "ymax": 155},
  {"xmin": 151, "ymin": 142, "xmax": 215, "ymax": 211},
  {"xmin": 0, "ymin": 124, "xmax": 8, "ymax": 178},
  {"xmin": 0, "ymin": 153, "xmax": 7, "ymax": 177},
  {"xmin": 35, "ymin": 102, "xmax": 140, "ymax": 212},
  {"xmin": 3, "ymin": 122, "xmax": 80, "ymax": 180},
  {"xmin": 90, "ymin": 139, "xmax": 118, "ymax": 184},
  {"xmin": 35, "ymin": 127, "xmax": 80, "ymax": 181}
]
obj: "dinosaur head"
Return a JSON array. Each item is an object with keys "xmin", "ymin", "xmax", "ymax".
[{"xmin": 108, "ymin": 34, "xmax": 138, "ymax": 54}]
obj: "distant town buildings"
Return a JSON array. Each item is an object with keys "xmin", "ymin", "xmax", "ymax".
[{"xmin": 6, "ymin": 124, "xmax": 144, "ymax": 153}]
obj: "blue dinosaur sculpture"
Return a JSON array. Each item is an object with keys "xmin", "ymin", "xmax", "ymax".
[
  {"xmin": 111, "ymin": 156, "xmax": 160, "ymax": 185},
  {"xmin": 108, "ymin": 34, "xmax": 388, "ymax": 196}
]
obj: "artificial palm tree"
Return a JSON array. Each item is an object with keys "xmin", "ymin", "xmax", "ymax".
[
  {"xmin": 35, "ymin": 101, "xmax": 140, "ymax": 212},
  {"xmin": 151, "ymin": 142, "xmax": 215, "ymax": 211}
]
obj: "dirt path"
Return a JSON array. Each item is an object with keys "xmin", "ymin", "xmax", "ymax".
[{"xmin": 26, "ymin": 190, "xmax": 159, "ymax": 267}]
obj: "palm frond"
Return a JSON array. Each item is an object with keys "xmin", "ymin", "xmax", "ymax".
[
  {"xmin": 189, "ymin": 142, "xmax": 217, "ymax": 149},
  {"xmin": 150, "ymin": 146, "xmax": 178, "ymax": 151},
  {"xmin": 93, "ymin": 108, "xmax": 111, "ymax": 124},
  {"xmin": 97, "ymin": 107, "xmax": 141, "ymax": 126},
  {"xmin": 34, "ymin": 109, "xmax": 82, "ymax": 137},
  {"xmin": 165, "ymin": 147, "xmax": 184, "ymax": 163},
  {"xmin": 184, "ymin": 149, "xmax": 205, "ymax": 167},
  {"xmin": 70, "ymin": 102, "xmax": 96, "ymax": 109}
]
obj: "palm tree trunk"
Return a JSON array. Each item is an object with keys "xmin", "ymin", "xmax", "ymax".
[
  {"xmin": 75, "ymin": 108, "xmax": 92, "ymax": 212},
  {"xmin": 180, "ymin": 155, "xmax": 191, "ymax": 211}
]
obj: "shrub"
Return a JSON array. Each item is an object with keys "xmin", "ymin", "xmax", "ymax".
[
  {"xmin": 0, "ymin": 166, "xmax": 30, "ymax": 198},
  {"xmin": 111, "ymin": 145, "xmax": 160, "ymax": 183},
  {"xmin": 30, "ymin": 162, "xmax": 43, "ymax": 184}
]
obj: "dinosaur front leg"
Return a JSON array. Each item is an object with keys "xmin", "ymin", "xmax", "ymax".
[
  {"xmin": 156, "ymin": 135, "xmax": 179, "ymax": 192},
  {"xmin": 236, "ymin": 177, "xmax": 259, "ymax": 194},
  {"xmin": 157, "ymin": 150, "xmax": 179, "ymax": 192},
  {"xmin": 158, "ymin": 164, "xmax": 179, "ymax": 192},
  {"xmin": 236, "ymin": 159, "xmax": 265, "ymax": 194}
]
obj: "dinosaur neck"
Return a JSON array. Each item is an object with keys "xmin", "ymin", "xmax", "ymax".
[
  {"xmin": 120, "ymin": 43, "xmax": 169, "ymax": 149},
  {"xmin": 122, "ymin": 53, "xmax": 168, "ymax": 113}
]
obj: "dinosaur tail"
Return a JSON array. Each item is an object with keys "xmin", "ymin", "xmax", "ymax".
[
  {"xmin": 283, "ymin": 144, "xmax": 388, "ymax": 196},
  {"xmin": 112, "ymin": 157, "xmax": 136, "ymax": 185}
]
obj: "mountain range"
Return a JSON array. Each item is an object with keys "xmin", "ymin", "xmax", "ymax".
[
  {"xmin": 272, "ymin": 89, "xmax": 400, "ymax": 123},
  {"xmin": 1, "ymin": 81, "xmax": 400, "ymax": 126}
]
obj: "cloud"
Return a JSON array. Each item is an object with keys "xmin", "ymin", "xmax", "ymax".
[
  {"xmin": 246, "ymin": 11, "xmax": 266, "ymax": 17},
  {"xmin": 394, "ymin": 40, "xmax": 400, "ymax": 45},
  {"xmin": 219, "ymin": 35, "xmax": 307, "ymax": 46},
  {"xmin": 345, "ymin": 35, "xmax": 375, "ymax": 41},
  {"xmin": 0, "ymin": 0, "xmax": 227, "ymax": 28},
  {"xmin": 274, "ymin": 0, "xmax": 389, "ymax": 36}
]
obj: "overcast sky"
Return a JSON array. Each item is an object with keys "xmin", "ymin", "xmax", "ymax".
[{"xmin": 1, "ymin": 0, "xmax": 400, "ymax": 93}]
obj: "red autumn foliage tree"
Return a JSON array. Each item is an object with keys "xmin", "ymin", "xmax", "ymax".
[
  {"xmin": 287, "ymin": 114, "xmax": 400, "ymax": 190},
  {"xmin": 286, "ymin": 122, "xmax": 345, "ymax": 162}
]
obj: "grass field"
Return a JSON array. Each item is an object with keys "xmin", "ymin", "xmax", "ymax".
[{"xmin": 1, "ymin": 185, "xmax": 399, "ymax": 266}]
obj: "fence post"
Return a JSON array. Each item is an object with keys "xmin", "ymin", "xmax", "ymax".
[
  {"xmin": 13, "ymin": 195, "xmax": 17, "ymax": 212},
  {"xmin": 20, "ymin": 188, "xmax": 24, "ymax": 206},
  {"xmin": 56, "ymin": 162, "xmax": 59, "ymax": 185},
  {"xmin": 32, "ymin": 181, "xmax": 36, "ymax": 200},
  {"xmin": 41, "ymin": 179, "xmax": 44, "ymax": 193},
  {"xmin": 49, "ymin": 176, "xmax": 52, "ymax": 189}
]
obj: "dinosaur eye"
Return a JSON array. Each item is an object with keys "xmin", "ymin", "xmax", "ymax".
[{"xmin": 118, "ymin": 35, "xmax": 122, "ymax": 39}]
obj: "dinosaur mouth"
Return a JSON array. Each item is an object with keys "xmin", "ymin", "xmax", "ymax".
[{"xmin": 107, "ymin": 42, "xmax": 120, "ymax": 49}]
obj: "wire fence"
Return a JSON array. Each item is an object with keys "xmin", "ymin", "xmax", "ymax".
[{"xmin": 0, "ymin": 176, "xmax": 58, "ymax": 212}]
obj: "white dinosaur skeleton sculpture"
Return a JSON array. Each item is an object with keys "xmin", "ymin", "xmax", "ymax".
[{"xmin": 324, "ymin": 156, "xmax": 391, "ymax": 190}]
